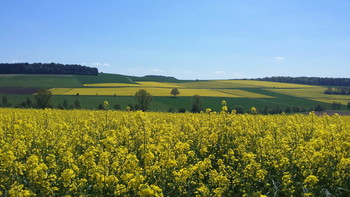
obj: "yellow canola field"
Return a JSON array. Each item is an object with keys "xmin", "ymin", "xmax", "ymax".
[
  {"xmin": 178, "ymin": 81, "xmax": 248, "ymax": 89},
  {"xmin": 1, "ymin": 109, "xmax": 349, "ymax": 196},
  {"xmin": 137, "ymin": 81, "xmax": 183, "ymax": 88},
  {"xmin": 218, "ymin": 80, "xmax": 316, "ymax": 88},
  {"xmin": 81, "ymin": 80, "xmax": 316, "ymax": 89},
  {"xmin": 51, "ymin": 87, "xmax": 238, "ymax": 97},
  {"xmin": 269, "ymin": 88, "xmax": 350, "ymax": 105},
  {"xmin": 51, "ymin": 87, "xmax": 271, "ymax": 98}
]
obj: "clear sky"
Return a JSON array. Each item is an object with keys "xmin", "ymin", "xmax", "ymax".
[{"xmin": 1, "ymin": 0, "xmax": 349, "ymax": 79}]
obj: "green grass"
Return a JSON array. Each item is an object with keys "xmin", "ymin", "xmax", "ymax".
[
  {"xmin": 0, "ymin": 73, "xmax": 182, "ymax": 88},
  {"xmin": 0, "ymin": 74, "xmax": 82, "ymax": 88},
  {"xmin": 242, "ymin": 88, "xmax": 331, "ymax": 108},
  {"xmin": 75, "ymin": 73, "xmax": 134, "ymax": 84},
  {"xmin": 75, "ymin": 73, "xmax": 191, "ymax": 84}
]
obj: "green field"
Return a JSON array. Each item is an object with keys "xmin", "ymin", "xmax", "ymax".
[
  {"xmin": 0, "ymin": 74, "xmax": 82, "ymax": 88},
  {"xmin": 0, "ymin": 73, "xmax": 349, "ymax": 112}
]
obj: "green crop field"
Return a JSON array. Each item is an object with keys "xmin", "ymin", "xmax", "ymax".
[
  {"xmin": 0, "ymin": 73, "xmax": 349, "ymax": 112},
  {"xmin": 0, "ymin": 74, "xmax": 82, "ymax": 88},
  {"xmin": 269, "ymin": 87, "xmax": 350, "ymax": 105}
]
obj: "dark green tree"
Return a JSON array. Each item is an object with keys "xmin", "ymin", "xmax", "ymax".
[
  {"xmin": 34, "ymin": 89, "xmax": 52, "ymax": 109},
  {"xmin": 97, "ymin": 104, "xmax": 104, "ymax": 110},
  {"xmin": 285, "ymin": 107, "xmax": 291, "ymax": 114},
  {"xmin": 63, "ymin": 99, "xmax": 69, "ymax": 109},
  {"xmin": 127, "ymin": 104, "xmax": 135, "ymax": 111},
  {"xmin": 25, "ymin": 97, "xmax": 32, "ymax": 107},
  {"xmin": 2, "ymin": 96, "xmax": 9, "ymax": 106},
  {"xmin": 234, "ymin": 105, "xmax": 244, "ymax": 114},
  {"xmin": 331, "ymin": 102, "xmax": 342, "ymax": 110},
  {"xmin": 191, "ymin": 95, "xmax": 203, "ymax": 113},
  {"xmin": 57, "ymin": 104, "xmax": 64, "ymax": 109},
  {"xmin": 135, "ymin": 89, "xmax": 153, "ymax": 111},
  {"xmin": 74, "ymin": 99, "xmax": 81, "ymax": 109},
  {"xmin": 262, "ymin": 105, "xmax": 269, "ymax": 115},
  {"xmin": 292, "ymin": 107, "xmax": 300, "ymax": 113},
  {"xmin": 113, "ymin": 104, "xmax": 121, "ymax": 110},
  {"xmin": 167, "ymin": 107, "xmax": 175, "ymax": 113},
  {"xmin": 178, "ymin": 107, "xmax": 186, "ymax": 113},
  {"xmin": 314, "ymin": 104, "xmax": 325, "ymax": 111},
  {"xmin": 19, "ymin": 97, "xmax": 32, "ymax": 108},
  {"xmin": 170, "ymin": 88, "xmax": 180, "ymax": 97},
  {"xmin": 271, "ymin": 105, "xmax": 282, "ymax": 114}
]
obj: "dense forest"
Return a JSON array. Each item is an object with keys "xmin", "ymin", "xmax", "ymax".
[
  {"xmin": 0, "ymin": 63, "xmax": 98, "ymax": 75},
  {"xmin": 254, "ymin": 76, "xmax": 350, "ymax": 86}
]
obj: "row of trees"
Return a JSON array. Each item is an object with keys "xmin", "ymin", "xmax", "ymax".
[
  {"xmin": 1, "ymin": 89, "xmax": 80, "ymax": 109},
  {"xmin": 253, "ymin": 76, "xmax": 350, "ymax": 86},
  {"xmin": 0, "ymin": 63, "xmax": 98, "ymax": 75},
  {"xmin": 143, "ymin": 75, "xmax": 178, "ymax": 80},
  {"xmin": 324, "ymin": 87, "xmax": 350, "ymax": 95},
  {"xmin": 1, "ymin": 89, "xmax": 51, "ymax": 109}
]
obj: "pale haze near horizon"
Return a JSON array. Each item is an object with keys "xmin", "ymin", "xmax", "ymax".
[{"xmin": 0, "ymin": 0, "xmax": 349, "ymax": 80}]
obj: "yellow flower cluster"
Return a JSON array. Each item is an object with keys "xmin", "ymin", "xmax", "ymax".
[{"xmin": 0, "ymin": 109, "xmax": 349, "ymax": 196}]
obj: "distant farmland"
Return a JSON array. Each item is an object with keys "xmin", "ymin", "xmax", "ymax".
[{"xmin": 0, "ymin": 73, "xmax": 349, "ymax": 112}]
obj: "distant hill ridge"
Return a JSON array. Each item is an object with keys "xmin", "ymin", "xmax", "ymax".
[{"xmin": 0, "ymin": 62, "xmax": 98, "ymax": 75}]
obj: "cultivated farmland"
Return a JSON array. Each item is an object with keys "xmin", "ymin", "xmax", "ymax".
[{"xmin": 0, "ymin": 108, "xmax": 349, "ymax": 196}]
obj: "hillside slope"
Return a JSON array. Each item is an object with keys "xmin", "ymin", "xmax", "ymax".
[
  {"xmin": 0, "ymin": 73, "xmax": 188, "ymax": 88},
  {"xmin": 0, "ymin": 73, "xmax": 349, "ymax": 112}
]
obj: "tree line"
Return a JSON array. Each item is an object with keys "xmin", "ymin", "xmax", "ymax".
[
  {"xmin": 0, "ymin": 63, "xmax": 98, "ymax": 75},
  {"xmin": 324, "ymin": 87, "xmax": 350, "ymax": 95},
  {"xmin": 143, "ymin": 75, "xmax": 178, "ymax": 80},
  {"xmin": 252, "ymin": 76, "xmax": 350, "ymax": 86}
]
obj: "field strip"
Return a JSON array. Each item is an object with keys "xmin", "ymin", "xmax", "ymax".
[
  {"xmin": 217, "ymin": 89, "xmax": 275, "ymax": 98},
  {"xmin": 52, "ymin": 87, "xmax": 241, "ymax": 97},
  {"xmin": 50, "ymin": 88, "xmax": 73, "ymax": 94},
  {"xmin": 217, "ymin": 80, "xmax": 317, "ymax": 88},
  {"xmin": 137, "ymin": 81, "xmax": 183, "ymax": 88},
  {"xmin": 179, "ymin": 81, "xmax": 251, "ymax": 88},
  {"xmin": 81, "ymin": 80, "xmax": 317, "ymax": 89},
  {"xmin": 268, "ymin": 88, "xmax": 350, "ymax": 105}
]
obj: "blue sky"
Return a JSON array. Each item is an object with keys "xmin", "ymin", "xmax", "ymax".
[{"xmin": 1, "ymin": 0, "xmax": 349, "ymax": 79}]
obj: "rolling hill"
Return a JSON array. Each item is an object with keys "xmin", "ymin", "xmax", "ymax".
[{"xmin": 0, "ymin": 73, "xmax": 349, "ymax": 112}]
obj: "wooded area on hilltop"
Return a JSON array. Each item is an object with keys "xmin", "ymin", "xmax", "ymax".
[
  {"xmin": 143, "ymin": 75, "xmax": 178, "ymax": 80},
  {"xmin": 0, "ymin": 63, "xmax": 98, "ymax": 75},
  {"xmin": 254, "ymin": 76, "xmax": 350, "ymax": 86}
]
